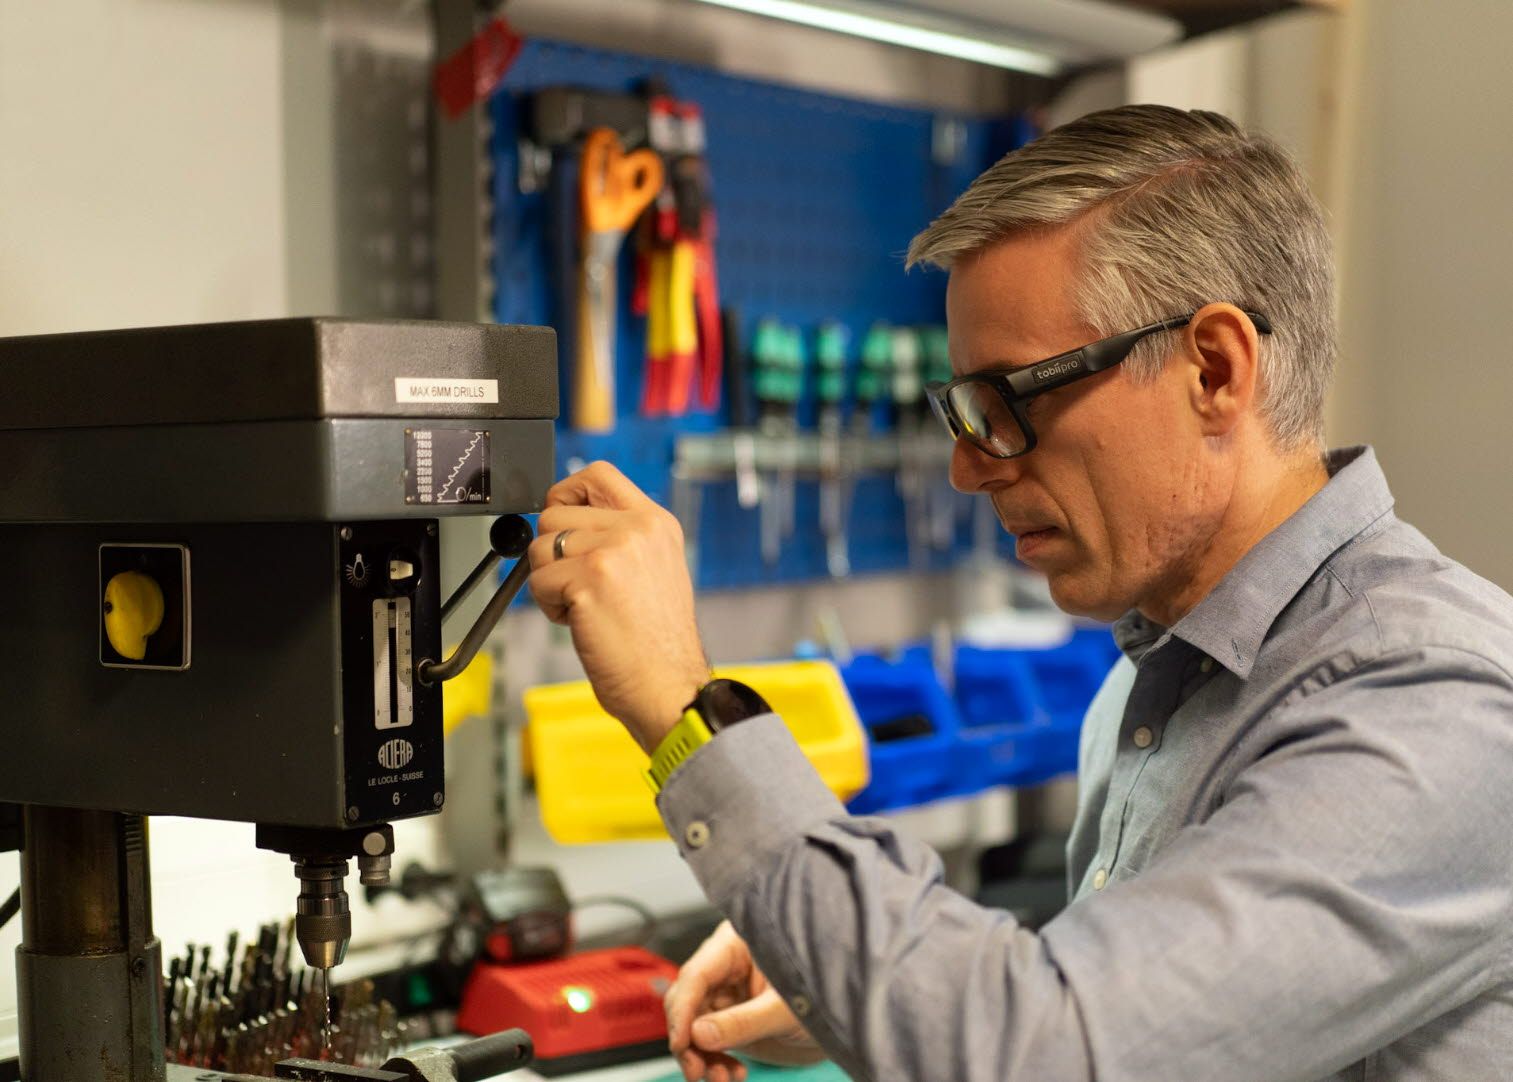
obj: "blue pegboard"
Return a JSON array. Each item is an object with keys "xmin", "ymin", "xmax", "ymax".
[{"xmin": 489, "ymin": 37, "xmax": 1031, "ymax": 590}]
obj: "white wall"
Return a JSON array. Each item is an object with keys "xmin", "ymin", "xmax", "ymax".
[
  {"xmin": 0, "ymin": 0, "xmax": 288, "ymax": 335},
  {"xmin": 1331, "ymin": 0, "xmax": 1513, "ymax": 589}
]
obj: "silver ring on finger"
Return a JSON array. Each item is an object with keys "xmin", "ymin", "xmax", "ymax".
[{"xmin": 553, "ymin": 529, "xmax": 574, "ymax": 561}]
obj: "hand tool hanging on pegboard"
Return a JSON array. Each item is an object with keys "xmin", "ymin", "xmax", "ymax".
[
  {"xmin": 637, "ymin": 87, "xmax": 723, "ymax": 418},
  {"xmin": 576, "ymin": 128, "xmax": 662, "ymax": 432},
  {"xmin": 681, "ymin": 102, "xmax": 724, "ymax": 414},
  {"xmin": 525, "ymin": 88, "xmax": 659, "ymax": 433},
  {"xmin": 753, "ymin": 320, "xmax": 804, "ymax": 565},
  {"xmin": 815, "ymin": 321, "xmax": 852, "ymax": 578}
]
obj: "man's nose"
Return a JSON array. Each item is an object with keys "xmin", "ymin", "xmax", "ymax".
[{"xmin": 949, "ymin": 439, "xmax": 1023, "ymax": 493}]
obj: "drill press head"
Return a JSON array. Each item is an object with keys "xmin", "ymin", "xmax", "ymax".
[{"xmin": 0, "ymin": 317, "xmax": 558, "ymax": 1081}]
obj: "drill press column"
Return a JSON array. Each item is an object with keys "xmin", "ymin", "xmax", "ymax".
[{"xmin": 17, "ymin": 807, "xmax": 165, "ymax": 1082}]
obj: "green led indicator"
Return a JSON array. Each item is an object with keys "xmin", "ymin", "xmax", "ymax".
[
  {"xmin": 406, "ymin": 971, "xmax": 433, "ymax": 1009},
  {"xmin": 564, "ymin": 986, "xmax": 594, "ymax": 1014}
]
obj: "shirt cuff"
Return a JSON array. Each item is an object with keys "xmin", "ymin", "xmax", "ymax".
[{"xmin": 655, "ymin": 713, "xmax": 848, "ymax": 905}]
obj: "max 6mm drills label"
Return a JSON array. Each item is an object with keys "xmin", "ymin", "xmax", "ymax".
[{"xmin": 404, "ymin": 428, "xmax": 491, "ymax": 505}]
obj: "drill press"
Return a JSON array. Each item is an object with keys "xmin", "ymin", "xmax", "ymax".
[{"xmin": 0, "ymin": 317, "xmax": 556, "ymax": 1081}]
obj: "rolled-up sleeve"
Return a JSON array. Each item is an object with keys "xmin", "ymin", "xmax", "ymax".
[{"xmin": 656, "ymin": 646, "xmax": 1513, "ymax": 1082}]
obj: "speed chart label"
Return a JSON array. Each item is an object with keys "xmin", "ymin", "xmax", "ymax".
[{"xmin": 404, "ymin": 428, "xmax": 492, "ymax": 505}]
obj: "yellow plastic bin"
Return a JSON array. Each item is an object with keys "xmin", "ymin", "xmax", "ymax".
[{"xmin": 524, "ymin": 660, "xmax": 869, "ymax": 844}]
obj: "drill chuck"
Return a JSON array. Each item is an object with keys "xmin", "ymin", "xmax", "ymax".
[{"xmin": 294, "ymin": 858, "xmax": 352, "ymax": 970}]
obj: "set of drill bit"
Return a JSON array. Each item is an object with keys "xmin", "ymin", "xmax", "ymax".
[{"xmin": 164, "ymin": 921, "xmax": 405, "ymax": 1075}]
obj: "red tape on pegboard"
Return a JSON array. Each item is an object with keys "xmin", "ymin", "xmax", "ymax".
[{"xmin": 434, "ymin": 17, "xmax": 523, "ymax": 119}]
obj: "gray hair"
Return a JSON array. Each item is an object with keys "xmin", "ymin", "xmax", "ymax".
[{"xmin": 908, "ymin": 104, "xmax": 1335, "ymax": 451}]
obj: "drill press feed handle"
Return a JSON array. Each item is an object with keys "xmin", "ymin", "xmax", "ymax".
[{"xmin": 418, "ymin": 516, "xmax": 535, "ymax": 685}]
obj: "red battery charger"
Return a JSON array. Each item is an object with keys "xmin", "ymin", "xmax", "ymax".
[{"xmin": 457, "ymin": 945, "xmax": 679, "ymax": 1076}]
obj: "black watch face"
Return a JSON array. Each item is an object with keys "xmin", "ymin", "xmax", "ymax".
[{"xmin": 698, "ymin": 679, "xmax": 772, "ymax": 732}]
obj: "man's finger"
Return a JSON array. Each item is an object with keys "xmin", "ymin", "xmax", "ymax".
[
  {"xmin": 526, "ymin": 525, "xmax": 609, "ymax": 573},
  {"xmin": 703, "ymin": 1053, "xmax": 747, "ymax": 1082},
  {"xmin": 525, "ymin": 557, "xmax": 598, "ymax": 625},
  {"xmin": 666, "ymin": 923, "xmax": 749, "ymax": 1051},
  {"xmin": 545, "ymin": 461, "xmax": 646, "ymax": 511},
  {"xmin": 536, "ymin": 504, "xmax": 632, "ymax": 537},
  {"xmin": 665, "ymin": 967, "xmax": 716, "ymax": 1054},
  {"xmin": 690, "ymin": 988, "xmax": 794, "ymax": 1053}
]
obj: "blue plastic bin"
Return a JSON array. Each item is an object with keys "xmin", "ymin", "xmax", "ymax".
[
  {"xmin": 839, "ymin": 628, "xmax": 1120, "ymax": 812},
  {"xmin": 953, "ymin": 628, "xmax": 1119, "ymax": 788},
  {"xmin": 840, "ymin": 648, "xmax": 972, "ymax": 814}
]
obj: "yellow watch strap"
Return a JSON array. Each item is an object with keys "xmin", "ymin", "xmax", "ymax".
[{"xmin": 643, "ymin": 708, "xmax": 714, "ymax": 793}]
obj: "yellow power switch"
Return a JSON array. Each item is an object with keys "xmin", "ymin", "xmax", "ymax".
[{"xmin": 103, "ymin": 571, "xmax": 165, "ymax": 661}]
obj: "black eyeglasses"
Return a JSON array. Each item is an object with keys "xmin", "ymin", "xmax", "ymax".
[{"xmin": 925, "ymin": 310, "xmax": 1273, "ymax": 459}]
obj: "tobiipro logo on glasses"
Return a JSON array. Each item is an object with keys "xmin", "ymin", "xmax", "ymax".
[{"xmin": 1032, "ymin": 357, "xmax": 1083, "ymax": 384}]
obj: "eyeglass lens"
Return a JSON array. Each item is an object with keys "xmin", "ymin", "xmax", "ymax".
[{"xmin": 945, "ymin": 381, "xmax": 1028, "ymax": 458}]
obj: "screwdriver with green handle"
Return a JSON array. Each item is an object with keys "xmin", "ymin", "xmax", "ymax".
[
  {"xmin": 920, "ymin": 323, "xmax": 953, "ymax": 390},
  {"xmin": 890, "ymin": 325, "xmax": 930, "ymax": 568},
  {"xmin": 778, "ymin": 324, "xmax": 807, "ymax": 545},
  {"xmin": 815, "ymin": 320, "xmax": 849, "ymax": 423},
  {"xmin": 753, "ymin": 319, "xmax": 802, "ymax": 565},
  {"xmin": 815, "ymin": 320, "xmax": 851, "ymax": 578},
  {"xmin": 855, "ymin": 321, "xmax": 894, "ymax": 436}
]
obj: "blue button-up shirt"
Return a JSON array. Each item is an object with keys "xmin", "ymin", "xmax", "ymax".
[{"xmin": 660, "ymin": 446, "xmax": 1513, "ymax": 1081}]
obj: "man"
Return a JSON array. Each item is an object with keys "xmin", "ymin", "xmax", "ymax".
[{"xmin": 526, "ymin": 105, "xmax": 1513, "ymax": 1081}]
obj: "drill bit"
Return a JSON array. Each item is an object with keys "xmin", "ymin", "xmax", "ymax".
[
  {"xmin": 321, "ymin": 966, "xmax": 332, "ymax": 1056},
  {"xmin": 221, "ymin": 929, "xmax": 240, "ymax": 995},
  {"xmin": 276, "ymin": 915, "xmax": 295, "ymax": 977},
  {"xmin": 164, "ymin": 956, "xmax": 183, "ymax": 1047}
]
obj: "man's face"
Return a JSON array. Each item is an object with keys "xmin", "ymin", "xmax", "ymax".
[{"xmin": 946, "ymin": 227, "xmax": 1224, "ymax": 621}]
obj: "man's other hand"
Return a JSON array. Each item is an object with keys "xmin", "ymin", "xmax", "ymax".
[
  {"xmin": 527, "ymin": 461, "xmax": 710, "ymax": 753},
  {"xmin": 665, "ymin": 921, "xmax": 826, "ymax": 1082}
]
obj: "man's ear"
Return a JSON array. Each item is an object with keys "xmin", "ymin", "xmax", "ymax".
[{"xmin": 1185, "ymin": 304, "xmax": 1261, "ymax": 437}]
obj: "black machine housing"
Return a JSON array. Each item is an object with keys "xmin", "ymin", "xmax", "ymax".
[{"xmin": 0, "ymin": 317, "xmax": 557, "ymax": 829}]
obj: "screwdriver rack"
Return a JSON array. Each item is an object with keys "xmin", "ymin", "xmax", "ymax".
[
  {"xmin": 488, "ymin": 36, "xmax": 1035, "ymax": 589},
  {"xmin": 673, "ymin": 428, "xmax": 954, "ymax": 479},
  {"xmin": 670, "ymin": 427, "xmax": 979, "ymax": 587}
]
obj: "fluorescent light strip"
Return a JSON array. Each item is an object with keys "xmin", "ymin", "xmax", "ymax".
[{"xmin": 686, "ymin": 0, "xmax": 1066, "ymax": 77}]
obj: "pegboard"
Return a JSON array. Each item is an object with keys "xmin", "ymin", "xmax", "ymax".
[{"xmin": 488, "ymin": 37, "xmax": 1033, "ymax": 590}]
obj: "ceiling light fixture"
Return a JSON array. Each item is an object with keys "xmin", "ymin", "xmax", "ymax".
[{"xmin": 684, "ymin": 0, "xmax": 1067, "ymax": 76}]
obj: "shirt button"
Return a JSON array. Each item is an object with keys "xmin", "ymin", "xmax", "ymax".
[
  {"xmin": 790, "ymin": 994, "xmax": 812, "ymax": 1017},
  {"xmin": 1132, "ymin": 726, "xmax": 1154, "ymax": 749},
  {"xmin": 1092, "ymin": 867, "xmax": 1108, "ymax": 890},
  {"xmin": 684, "ymin": 821, "xmax": 711, "ymax": 849},
  {"xmin": 1200, "ymin": 657, "xmax": 1214, "ymax": 673}
]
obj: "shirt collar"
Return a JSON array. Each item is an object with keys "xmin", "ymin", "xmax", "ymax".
[{"xmin": 1114, "ymin": 446, "xmax": 1396, "ymax": 678}]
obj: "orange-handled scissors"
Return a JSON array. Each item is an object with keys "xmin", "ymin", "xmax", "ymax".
[
  {"xmin": 580, "ymin": 128, "xmax": 663, "ymax": 234},
  {"xmin": 575, "ymin": 129, "xmax": 663, "ymax": 432}
]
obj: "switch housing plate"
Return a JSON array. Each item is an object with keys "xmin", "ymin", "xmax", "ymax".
[{"xmin": 99, "ymin": 542, "xmax": 191, "ymax": 671}]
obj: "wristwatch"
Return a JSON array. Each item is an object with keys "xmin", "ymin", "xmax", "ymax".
[{"xmin": 644, "ymin": 678, "xmax": 772, "ymax": 793}]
